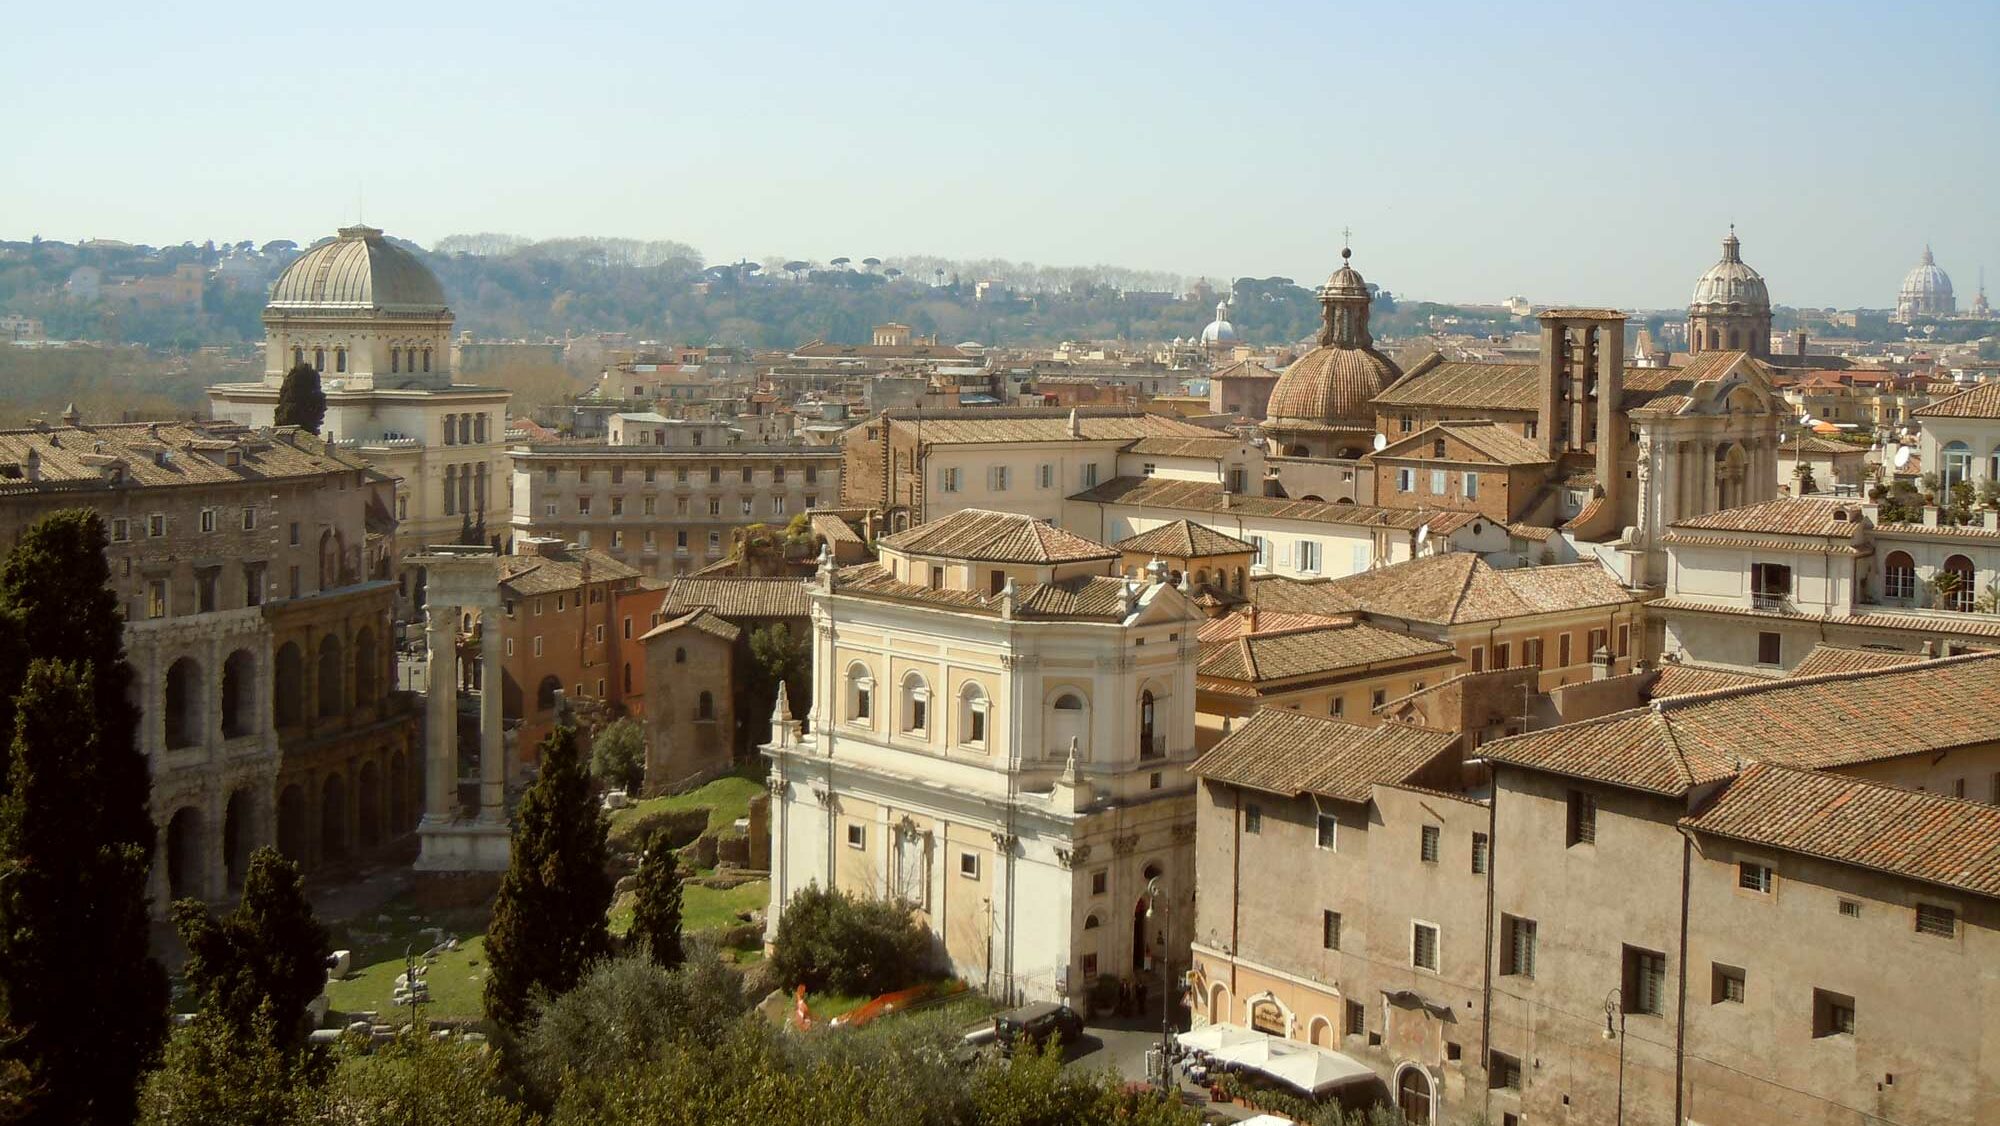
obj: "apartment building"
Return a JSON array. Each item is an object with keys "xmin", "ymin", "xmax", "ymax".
[
  {"xmin": 0, "ymin": 418, "xmax": 417, "ymax": 908},
  {"xmin": 508, "ymin": 430, "xmax": 841, "ymax": 579},
  {"xmin": 1194, "ymin": 616, "xmax": 1463, "ymax": 750},
  {"xmin": 491, "ymin": 539, "xmax": 642, "ymax": 763}
]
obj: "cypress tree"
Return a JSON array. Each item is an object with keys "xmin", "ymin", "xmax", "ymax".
[
  {"xmin": 272, "ymin": 360, "xmax": 327, "ymax": 435},
  {"xmin": 483, "ymin": 721, "xmax": 613, "ymax": 1030},
  {"xmin": 625, "ymin": 832, "xmax": 685, "ymax": 971},
  {"xmin": 172, "ymin": 846, "xmax": 331, "ymax": 1055},
  {"xmin": 0, "ymin": 660, "xmax": 167, "ymax": 1126}
]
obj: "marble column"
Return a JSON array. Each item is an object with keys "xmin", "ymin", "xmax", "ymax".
[
  {"xmin": 478, "ymin": 624, "xmax": 505, "ymax": 824},
  {"xmin": 424, "ymin": 604, "xmax": 457, "ymax": 821}
]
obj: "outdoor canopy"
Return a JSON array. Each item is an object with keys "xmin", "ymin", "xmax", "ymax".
[{"xmin": 1189, "ymin": 1024, "xmax": 1375, "ymax": 1095}]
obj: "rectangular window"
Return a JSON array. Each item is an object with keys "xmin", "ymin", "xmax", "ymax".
[
  {"xmin": 1371, "ymin": 688, "xmax": 1386, "ymax": 708},
  {"xmin": 1813, "ymin": 988, "xmax": 1855, "ymax": 1037},
  {"xmin": 1321, "ymin": 910, "xmax": 1341, "ymax": 951},
  {"xmin": 594, "ymin": 624, "xmax": 605, "ymax": 643},
  {"xmin": 1244, "ymin": 804, "xmax": 1262, "ymax": 834},
  {"xmin": 940, "ymin": 467, "xmax": 961, "ymax": 493},
  {"xmin": 1329, "ymin": 696, "xmax": 1344, "ymax": 717},
  {"xmin": 806, "ymin": 466, "xmax": 819, "ymax": 484},
  {"xmin": 1082, "ymin": 463, "xmax": 1099, "ymax": 487},
  {"xmin": 708, "ymin": 499, "xmax": 721, "ymax": 516},
  {"xmin": 505, "ymin": 638, "xmax": 514, "ymax": 657},
  {"xmin": 199, "ymin": 508, "xmax": 216, "ymax": 533},
  {"xmin": 1091, "ymin": 870, "xmax": 1107, "ymax": 895},
  {"xmin": 112, "ymin": 517, "xmax": 130, "ymax": 542},
  {"xmin": 708, "ymin": 466, "xmax": 720, "ymax": 484},
  {"xmin": 611, "ymin": 466, "xmax": 625, "ymax": 484},
  {"xmin": 1430, "ymin": 469, "xmax": 1447, "ymax": 495},
  {"xmin": 532, "ymin": 636, "xmax": 543, "ymax": 657},
  {"xmin": 1757, "ymin": 631, "xmax": 1782, "ymax": 666},
  {"xmin": 610, "ymin": 496, "xmax": 624, "ymax": 516},
  {"xmin": 1588, "ymin": 628, "xmax": 1608, "ymax": 660},
  {"xmin": 643, "ymin": 497, "xmax": 656, "ymax": 516},
  {"xmin": 1525, "ymin": 638, "xmax": 1544, "ymax": 669},
  {"xmin": 1298, "ymin": 542, "xmax": 1321, "ymax": 573},
  {"xmin": 1398, "ymin": 414, "xmax": 1413, "ymax": 433},
  {"xmin": 1316, "ymin": 813, "xmax": 1338, "ymax": 851},
  {"xmin": 846, "ymin": 824, "xmax": 865, "ymax": 850},
  {"xmin": 151, "ymin": 514, "xmax": 168, "ymax": 538},
  {"xmin": 1915, "ymin": 903, "xmax": 1957, "ymax": 938},
  {"xmin": 959, "ymin": 852, "xmax": 980, "ymax": 879},
  {"xmin": 1616, "ymin": 623, "xmax": 1630, "ymax": 658},
  {"xmin": 1463, "ymin": 472, "xmax": 1479, "ymax": 500},
  {"xmin": 1558, "ymin": 632, "xmax": 1572, "ymax": 667},
  {"xmin": 545, "ymin": 466, "xmax": 558, "ymax": 483},
  {"xmin": 1420, "ymin": 825, "xmax": 1441, "ymax": 864},
  {"xmin": 1751, "ymin": 561, "xmax": 1793, "ymax": 601},
  {"xmin": 1489, "ymin": 1052, "xmax": 1522, "ymax": 1091},
  {"xmin": 1502, "ymin": 916, "xmax": 1536, "ymax": 977},
  {"xmin": 1249, "ymin": 535, "xmax": 1267, "ymax": 566},
  {"xmin": 1141, "ymin": 462, "xmax": 1157, "ymax": 476},
  {"xmin": 1623, "ymin": 947, "xmax": 1667, "ymax": 1016},
  {"xmin": 241, "ymin": 506, "xmax": 257, "ymax": 531},
  {"xmin": 741, "ymin": 499, "xmax": 754, "ymax": 516},
  {"xmin": 147, "ymin": 579, "xmax": 167, "ymax": 619},
  {"xmin": 1738, "ymin": 862, "xmax": 1774, "ymax": 894},
  {"xmin": 740, "ymin": 466, "xmax": 753, "ymax": 484},
  {"xmin": 1396, "ymin": 468, "xmax": 1415, "ymax": 493},
  {"xmin": 1412, "ymin": 922, "xmax": 1440, "ymax": 971},
  {"xmin": 1345, "ymin": 1000, "xmax": 1365, "ymax": 1038},
  {"xmin": 990, "ymin": 465, "xmax": 1010, "ymax": 490},
  {"xmin": 645, "ymin": 467, "xmax": 656, "ymax": 483},
  {"xmin": 1567, "ymin": 790, "xmax": 1597, "ymax": 846},
  {"xmin": 1470, "ymin": 646, "xmax": 1485, "ymax": 673},
  {"xmin": 708, "ymin": 531, "xmax": 721, "ymax": 550},
  {"xmin": 675, "ymin": 531, "xmax": 688, "ymax": 549},
  {"xmin": 243, "ymin": 563, "xmax": 265, "ymax": 607},
  {"xmin": 1838, "ymin": 899, "xmax": 1861, "ymax": 918},
  {"xmin": 1713, "ymin": 963, "xmax": 1746, "ymax": 1005},
  {"xmin": 1472, "ymin": 832, "xmax": 1489, "ymax": 875},
  {"xmin": 196, "ymin": 567, "xmax": 218, "ymax": 613},
  {"xmin": 1493, "ymin": 642, "xmax": 1510, "ymax": 669},
  {"xmin": 677, "ymin": 467, "xmax": 689, "ymax": 484},
  {"xmin": 578, "ymin": 497, "xmax": 592, "ymax": 516}
]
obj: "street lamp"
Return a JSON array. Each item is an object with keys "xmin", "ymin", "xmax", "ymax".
[
  {"xmin": 1145, "ymin": 877, "xmax": 1172, "ymax": 1092},
  {"xmin": 1603, "ymin": 987, "xmax": 1626, "ymax": 1125}
]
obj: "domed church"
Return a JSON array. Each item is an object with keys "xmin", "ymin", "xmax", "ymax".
[
  {"xmin": 1262, "ymin": 247, "xmax": 1402, "ymax": 460},
  {"xmin": 209, "ymin": 225, "xmax": 512, "ymax": 609},
  {"xmin": 1687, "ymin": 227, "xmax": 1771, "ymax": 358},
  {"xmin": 1896, "ymin": 246, "xmax": 1955, "ymax": 322}
]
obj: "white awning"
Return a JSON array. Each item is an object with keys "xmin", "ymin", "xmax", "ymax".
[
  {"xmin": 1177, "ymin": 1022, "xmax": 1267, "ymax": 1054},
  {"xmin": 1202, "ymin": 1026, "xmax": 1375, "ymax": 1094}
]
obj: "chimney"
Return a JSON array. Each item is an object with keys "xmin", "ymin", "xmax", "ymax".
[
  {"xmin": 1922, "ymin": 506, "xmax": 1941, "ymax": 527},
  {"xmin": 1592, "ymin": 645, "xmax": 1614, "ymax": 681},
  {"xmin": 1794, "ymin": 328, "xmax": 1809, "ymax": 356}
]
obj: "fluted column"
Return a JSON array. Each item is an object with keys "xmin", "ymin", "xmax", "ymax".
[
  {"xmin": 478, "ymin": 622, "xmax": 505, "ymax": 823},
  {"xmin": 424, "ymin": 604, "xmax": 457, "ymax": 821}
]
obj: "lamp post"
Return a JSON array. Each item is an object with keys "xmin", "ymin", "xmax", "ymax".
[
  {"xmin": 1145, "ymin": 877, "xmax": 1172, "ymax": 1092},
  {"xmin": 1603, "ymin": 987, "xmax": 1626, "ymax": 1126}
]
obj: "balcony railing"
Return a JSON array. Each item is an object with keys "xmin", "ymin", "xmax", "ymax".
[{"xmin": 1750, "ymin": 592, "xmax": 1792, "ymax": 613}]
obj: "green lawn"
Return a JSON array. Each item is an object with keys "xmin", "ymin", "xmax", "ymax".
[
  {"xmin": 321, "ymin": 896, "xmax": 492, "ymax": 1025},
  {"xmin": 610, "ymin": 878, "xmax": 768, "ymax": 939},
  {"xmin": 607, "ymin": 770, "xmax": 766, "ymax": 850}
]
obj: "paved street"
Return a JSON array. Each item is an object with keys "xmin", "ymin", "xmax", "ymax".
[{"xmin": 1065, "ymin": 1016, "xmax": 1262, "ymax": 1122}]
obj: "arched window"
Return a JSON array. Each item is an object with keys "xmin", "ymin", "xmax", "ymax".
[
  {"xmin": 293, "ymin": 346, "xmax": 304, "ymax": 368},
  {"xmin": 221, "ymin": 649, "xmax": 256, "ymax": 739},
  {"xmin": 423, "ymin": 348, "xmax": 433, "ymax": 373},
  {"xmin": 274, "ymin": 642, "xmax": 304, "ymax": 726},
  {"xmin": 459, "ymin": 462, "xmax": 472, "ymax": 517},
  {"xmin": 392, "ymin": 348, "xmax": 402, "ymax": 374},
  {"xmin": 1942, "ymin": 554, "xmax": 1976, "ymax": 612},
  {"xmin": 536, "ymin": 675, "xmax": 562, "ymax": 711},
  {"xmin": 441, "ymin": 412, "xmax": 454, "ymax": 445},
  {"xmin": 1194, "ymin": 568, "xmax": 1209, "ymax": 588},
  {"xmin": 1234, "ymin": 568, "xmax": 1245, "ymax": 593},
  {"xmin": 959, "ymin": 682, "xmax": 988, "ymax": 747},
  {"xmin": 1727, "ymin": 329, "xmax": 1740, "ymax": 350},
  {"xmin": 164, "ymin": 657, "xmax": 203, "ymax": 750},
  {"xmin": 1989, "ymin": 445, "xmax": 2000, "ymax": 484},
  {"xmin": 847, "ymin": 663, "xmax": 874, "ymax": 722},
  {"xmin": 1708, "ymin": 329, "xmax": 1720, "ymax": 350},
  {"xmin": 1942, "ymin": 441, "xmax": 1973, "ymax": 494},
  {"xmin": 334, "ymin": 346, "xmax": 346, "ymax": 373},
  {"xmin": 352, "ymin": 627, "xmax": 378, "ymax": 705},
  {"xmin": 696, "ymin": 690, "xmax": 714, "ymax": 720},
  {"xmin": 1083, "ymin": 914, "xmax": 1101, "ymax": 930},
  {"xmin": 317, "ymin": 634, "xmax": 343, "ymax": 717},
  {"xmin": 474, "ymin": 413, "xmax": 486, "ymax": 443},
  {"xmin": 1397, "ymin": 1067, "xmax": 1434, "ymax": 1123},
  {"xmin": 1049, "ymin": 691, "xmax": 1088, "ymax": 760},
  {"xmin": 313, "ymin": 347, "xmax": 324, "ymax": 371},
  {"xmin": 474, "ymin": 463, "xmax": 488, "ymax": 514},
  {"xmin": 1139, "ymin": 689, "xmax": 1158, "ymax": 758},
  {"xmin": 458, "ymin": 415, "xmax": 472, "ymax": 445},
  {"xmin": 1884, "ymin": 551, "xmax": 1916, "ymax": 601},
  {"xmin": 443, "ymin": 465, "xmax": 458, "ymax": 516},
  {"xmin": 901, "ymin": 673, "xmax": 930, "ymax": 735},
  {"xmin": 674, "ymin": 647, "xmax": 687, "ymax": 664}
]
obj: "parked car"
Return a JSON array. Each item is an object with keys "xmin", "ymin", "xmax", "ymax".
[{"xmin": 991, "ymin": 1002, "xmax": 1084, "ymax": 1056}]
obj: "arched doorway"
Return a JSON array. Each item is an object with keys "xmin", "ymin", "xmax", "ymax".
[
  {"xmin": 163, "ymin": 658, "xmax": 203, "ymax": 750},
  {"xmin": 277, "ymin": 785, "xmax": 308, "ymax": 864},
  {"xmin": 1396, "ymin": 1066, "xmax": 1434, "ymax": 1124},
  {"xmin": 1943, "ymin": 555, "xmax": 1976, "ymax": 612},
  {"xmin": 317, "ymin": 634, "xmax": 344, "ymax": 718},
  {"xmin": 223, "ymin": 789, "xmax": 255, "ymax": 890},
  {"xmin": 357, "ymin": 761, "xmax": 382, "ymax": 850},
  {"xmin": 274, "ymin": 642, "xmax": 304, "ymax": 727},
  {"xmin": 221, "ymin": 649, "xmax": 256, "ymax": 739},
  {"xmin": 165, "ymin": 807, "xmax": 203, "ymax": 900},
  {"xmin": 320, "ymin": 774, "xmax": 347, "ymax": 861},
  {"xmin": 537, "ymin": 675, "xmax": 562, "ymax": 713},
  {"xmin": 388, "ymin": 750, "xmax": 409, "ymax": 835}
]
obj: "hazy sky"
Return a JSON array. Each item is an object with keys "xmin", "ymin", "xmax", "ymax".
[{"xmin": 7, "ymin": 0, "xmax": 1997, "ymax": 309}]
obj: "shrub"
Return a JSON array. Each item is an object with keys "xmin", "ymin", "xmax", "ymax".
[
  {"xmin": 769, "ymin": 884, "xmax": 933, "ymax": 997},
  {"xmin": 588, "ymin": 718, "xmax": 645, "ymax": 795}
]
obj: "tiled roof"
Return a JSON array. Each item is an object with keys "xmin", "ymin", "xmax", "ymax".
[
  {"xmin": 1245, "ymin": 575, "xmax": 1363, "ymax": 616},
  {"xmin": 660, "ymin": 576, "xmax": 813, "ymax": 619},
  {"xmin": 831, "ymin": 561, "xmax": 1138, "ymax": 621},
  {"xmin": 880, "ymin": 508, "xmax": 1118, "ymax": 564},
  {"xmin": 1115, "ymin": 519, "xmax": 1255, "ymax": 559},
  {"xmin": 1123, "ymin": 435, "xmax": 1245, "ymax": 458},
  {"xmin": 1191, "ymin": 709, "xmax": 1457, "ymax": 803},
  {"xmin": 1309, "ymin": 554, "xmax": 1636, "ymax": 626},
  {"xmin": 1195, "ymin": 608, "xmax": 1349, "ymax": 642},
  {"xmin": 1377, "ymin": 421, "xmax": 1551, "ymax": 466},
  {"xmin": 1668, "ymin": 496, "xmax": 1868, "ymax": 538},
  {"xmin": 1483, "ymin": 651, "xmax": 2000, "ymax": 796},
  {"xmin": 883, "ymin": 408, "xmax": 1216, "ymax": 446},
  {"xmin": 1786, "ymin": 645, "xmax": 1927, "ymax": 679},
  {"xmin": 1873, "ymin": 521, "xmax": 2000, "ymax": 543},
  {"xmin": 1682, "ymin": 763, "xmax": 2000, "ymax": 898},
  {"xmin": 1199, "ymin": 621, "xmax": 1455, "ymax": 684},
  {"xmin": 1911, "ymin": 381, "xmax": 2000, "ymax": 419},
  {"xmin": 1071, "ymin": 476, "xmax": 1479, "ymax": 535},
  {"xmin": 498, "ymin": 548, "xmax": 640, "ymax": 596},
  {"xmin": 0, "ymin": 420, "xmax": 374, "ymax": 493},
  {"xmin": 1372, "ymin": 359, "xmax": 1541, "ymax": 411},
  {"xmin": 1619, "ymin": 352, "xmax": 1743, "ymax": 415},
  {"xmin": 1783, "ymin": 434, "xmax": 1868, "ymax": 456},
  {"xmin": 1648, "ymin": 664, "xmax": 1770, "ymax": 698},
  {"xmin": 792, "ymin": 339, "xmax": 978, "ymax": 360},
  {"xmin": 1649, "ymin": 596, "xmax": 2000, "ymax": 641},
  {"xmin": 639, "ymin": 605, "xmax": 741, "ymax": 644},
  {"xmin": 1210, "ymin": 360, "xmax": 1282, "ymax": 381},
  {"xmin": 809, "ymin": 512, "xmax": 865, "ymax": 546}
]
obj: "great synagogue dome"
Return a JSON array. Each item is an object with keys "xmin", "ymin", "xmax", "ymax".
[{"xmin": 269, "ymin": 224, "xmax": 448, "ymax": 313}]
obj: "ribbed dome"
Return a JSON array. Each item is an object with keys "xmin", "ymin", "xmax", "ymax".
[
  {"xmin": 1200, "ymin": 300, "xmax": 1237, "ymax": 344},
  {"xmin": 1266, "ymin": 345, "xmax": 1401, "ymax": 427},
  {"xmin": 268, "ymin": 225, "xmax": 447, "ymax": 313},
  {"xmin": 1899, "ymin": 247, "xmax": 1954, "ymax": 316},
  {"xmin": 1690, "ymin": 231, "xmax": 1770, "ymax": 313}
]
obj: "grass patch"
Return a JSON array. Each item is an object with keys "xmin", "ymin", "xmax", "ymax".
[
  {"xmin": 607, "ymin": 768, "xmax": 766, "ymax": 851},
  {"xmin": 609, "ymin": 879, "xmax": 768, "ymax": 939},
  {"xmin": 321, "ymin": 893, "xmax": 492, "ymax": 1025}
]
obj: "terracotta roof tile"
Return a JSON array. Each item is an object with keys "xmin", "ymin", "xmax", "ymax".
[
  {"xmin": 1191, "ymin": 708, "xmax": 1458, "ymax": 803},
  {"xmin": 1650, "ymin": 596, "xmax": 2000, "ymax": 641},
  {"xmin": 1245, "ymin": 575, "xmax": 1364, "ymax": 616},
  {"xmin": 1372, "ymin": 359, "xmax": 1541, "ymax": 411},
  {"xmin": 1306, "ymin": 554, "xmax": 1636, "ymax": 626},
  {"xmin": 1786, "ymin": 645, "xmax": 1928, "ymax": 679},
  {"xmin": 1195, "ymin": 609, "xmax": 1349, "ymax": 642},
  {"xmin": 1376, "ymin": 421, "xmax": 1551, "ymax": 467},
  {"xmin": 498, "ymin": 548, "xmax": 640, "ymax": 596},
  {"xmin": 660, "ymin": 576, "xmax": 813, "ymax": 618},
  {"xmin": 880, "ymin": 508, "xmax": 1118, "ymax": 564},
  {"xmin": 830, "ymin": 561, "xmax": 1143, "ymax": 622},
  {"xmin": 1911, "ymin": 381, "xmax": 2000, "ymax": 419},
  {"xmin": 0, "ymin": 420, "xmax": 374, "ymax": 494},
  {"xmin": 1198, "ymin": 621, "xmax": 1455, "ymax": 684},
  {"xmin": 1073, "ymin": 476, "xmax": 1479, "ymax": 535},
  {"xmin": 639, "ymin": 605, "xmax": 741, "ymax": 643},
  {"xmin": 1682, "ymin": 763, "xmax": 2000, "ymax": 898},
  {"xmin": 1649, "ymin": 664, "xmax": 1771, "ymax": 698},
  {"xmin": 1115, "ymin": 519, "xmax": 1255, "ymax": 558},
  {"xmin": 881, "ymin": 408, "xmax": 1216, "ymax": 446},
  {"xmin": 1124, "ymin": 436, "xmax": 1246, "ymax": 458},
  {"xmin": 1668, "ymin": 496, "xmax": 1868, "ymax": 538}
]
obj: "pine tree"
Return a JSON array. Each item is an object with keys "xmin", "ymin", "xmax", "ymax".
[
  {"xmin": 173, "ymin": 847, "xmax": 331, "ymax": 1056},
  {"xmin": 625, "ymin": 833, "xmax": 685, "ymax": 970},
  {"xmin": 0, "ymin": 660, "xmax": 167, "ymax": 1126},
  {"xmin": 272, "ymin": 360, "xmax": 326, "ymax": 435},
  {"xmin": 483, "ymin": 721, "xmax": 614, "ymax": 1030}
]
